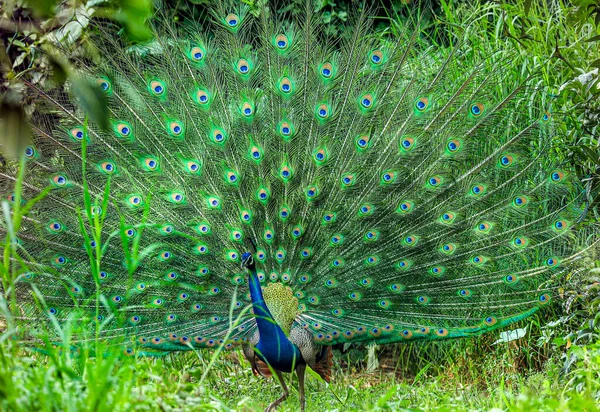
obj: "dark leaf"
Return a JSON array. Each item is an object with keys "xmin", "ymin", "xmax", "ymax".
[
  {"xmin": 0, "ymin": 95, "xmax": 31, "ymax": 158},
  {"xmin": 70, "ymin": 75, "xmax": 109, "ymax": 131},
  {"xmin": 116, "ymin": 0, "xmax": 153, "ymax": 42},
  {"xmin": 524, "ymin": 0, "xmax": 532, "ymax": 17}
]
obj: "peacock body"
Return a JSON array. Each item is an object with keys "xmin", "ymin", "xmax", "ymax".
[{"xmin": 0, "ymin": 1, "xmax": 589, "ymax": 410}]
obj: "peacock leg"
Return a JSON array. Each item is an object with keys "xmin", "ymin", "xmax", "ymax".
[
  {"xmin": 265, "ymin": 370, "xmax": 289, "ymax": 412},
  {"xmin": 296, "ymin": 363, "xmax": 306, "ymax": 412}
]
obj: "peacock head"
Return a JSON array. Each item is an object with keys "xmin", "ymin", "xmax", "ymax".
[{"xmin": 241, "ymin": 252, "xmax": 255, "ymax": 270}]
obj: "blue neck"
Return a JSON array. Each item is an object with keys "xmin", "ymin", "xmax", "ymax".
[{"xmin": 247, "ymin": 265, "xmax": 301, "ymax": 372}]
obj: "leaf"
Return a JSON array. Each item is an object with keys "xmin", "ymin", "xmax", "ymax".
[
  {"xmin": 0, "ymin": 96, "xmax": 31, "ymax": 158},
  {"xmin": 115, "ymin": 0, "xmax": 153, "ymax": 42},
  {"xmin": 524, "ymin": 0, "xmax": 532, "ymax": 16},
  {"xmin": 492, "ymin": 327, "xmax": 527, "ymax": 344},
  {"xmin": 70, "ymin": 75, "xmax": 109, "ymax": 131},
  {"xmin": 25, "ymin": 0, "xmax": 56, "ymax": 18},
  {"xmin": 366, "ymin": 343, "xmax": 379, "ymax": 372},
  {"xmin": 586, "ymin": 34, "xmax": 600, "ymax": 42}
]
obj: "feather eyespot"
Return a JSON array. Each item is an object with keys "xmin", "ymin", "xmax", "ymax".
[
  {"xmin": 542, "ymin": 111, "xmax": 551, "ymax": 122},
  {"xmin": 279, "ymin": 77, "xmax": 293, "ymax": 94},
  {"xmin": 470, "ymin": 102, "xmax": 485, "ymax": 117},
  {"xmin": 314, "ymin": 148, "xmax": 328, "ymax": 164},
  {"xmin": 115, "ymin": 122, "xmax": 132, "ymax": 138},
  {"xmin": 47, "ymin": 221, "xmax": 63, "ymax": 233},
  {"xmin": 360, "ymin": 93, "xmax": 374, "ymax": 109},
  {"xmin": 143, "ymin": 157, "xmax": 159, "ymax": 171},
  {"xmin": 476, "ymin": 222, "xmax": 492, "ymax": 233},
  {"xmin": 236, "ymin": 59, "xmax": 250, "ymax": 75},
  {"xmin": 291, "ymin": 225, "xmax": 303, "ymax": 238},
  {"xmin": 279, "ymin": 121, "xmax": 293, "ymax": 137},
  {"xmin": 100, "ymin": 161, "xmax": 116, "ymax": 174},
  {"xmin": 207, "ymin": 196, "xmax": 220, "ymax": 209},
  {"xmin": 159, "ymin": 251, "xmax": 172, "ymax": 260},
  {"xmin": 356, "ymin": 135, "xmax": 370, "ymax": 150},
  {"xmin": 504, "ymin": 275, "xmax": 518, "ymax": 284},
  {"xmin": 240, "ymin": 210, "xmax": 251, "ymax": 222},
  {"xmin": 323, "ymin": 212, "xmax": 336, "ymax": 223},
  {"xmin": 441, "ymin": 243, "xmax": 456, "ymax": 254},
  {"xmin": 264, "ymin": 230, "xmax": 274, "ymax": 242},
  {"xmin": 225, "ymin": 14, "xmax": 239, "ymax": 27},
  {"xmin": 330, "ymin": 234, "xmax": 343, "ymax": 246},
  {"xmin": 279, "ymin": 206, "xmax": 290, "ymax": 220},
  {"xmin": 400, "ymin": 137, "xmax": 415, "ymax": 151},
  {"xmin": 369, "ymin": 50, "xmax": 383, "ymax": 65},
  {"xmin": 513, "ymin": 195, "xmax": 528, "ymax": 207},
  {"xmin": 301, "ymin": 249, "xmax": 311, "ymax": 258},
  {"xmin": 550, "ymin": 170, "xmax": 565, "ymax": 183},
  {"xmin": 305, "ymin": 185, "xmax": 318, "ymax": 199},
  {"xmin": 168, "ymin": 121, "xmax": 184, "ymax": 137},
  {"xmin": 427, "ymin": 176, "xmax": 442, "ymax": 188},
  {"xmin": 397, "ymin": 200, "xmax": 414, "ymax": 213},
  {"xmin": 381, "ymin": 171, "xmax": 397, "ymax": 184},
  {"xmin": 185, "ymin": 160, "xmax": 201, "ymax": 174},
  {"xmin": 241, "ymin": 102, "xmax": 254, "ymax": 117},
  {"xmin": 471, "ymin": 255, "xmax": 487, "ymax": 265},
  {"xmin": 414, "ymin": 97, "xmax": 429, "ymax": 112},
  {"xmin": 195, "ymin": 89, "xmax": 210, "ymax": 105},
  {"xmin": 127, "ymin": 195, "xmax": 143, "ymax": 207},
  {"xmin": 403, "ymin": 235, "xmax": 419, "ymax": 246},
  {"xmin": 440, "ymin": 212, "xmax": 456, "ymax": 224},
  {"xmin": 279, "ymin": 165, "xmax": 292, "ymax": 180},
  {"xmin": 96, "ymin": 77, "xmax": 111, "ymax": 93},
  {"xmin": 511, "ymin": 236, "xmax": 529, "ymax": 248},
  {"xmin": 538, "ymin": 293, "xmax": 551, "ymax": 305},
  {"xmin": 168, "ymin": 192, "xmax": 185, "ymax": 204},
  {"xmin": 358, "ymin": 204, "xmax": 373, "ymax": 216},
  {"xmin": 149, "ymin": 80, "xmax": 165, "ymax": 96},
  {"xmin": 189, "ymin": 46, "xmax": 205, "ymax": 62},
  {"xmin": 459, "ymin": 289, "xmax": 472, "ymax": 298},
  {"xmin": 212, "ymin": 128, "xmax": 226, "ymax": 143},
  {"xmin": 436, "ymin": 328, "xmax": 448, "ymax": 337},
  {"xmin": 316, "ymin": 103, "xmax": 329, "ymax": 119},
  {"xmin": 546, "ymin": 257, "xmax": 560, "ymax": 267},
  {"xmin": 196, "ymin": 223, "xmax": 210, "ymax": 235},
  {"xmin": 320, "ymin": 62, "xmax": 333, "ymax": 78},
  {"xmin": 225, "ymin": 170, "xmax": 239, "ymax": 184},
  {"xmin": 24, "ymin": 146, "xmax": 37, "ymax": 159},
  {"xmin": 365, "ymin": 255, "xmax": 379, "ymax": 265},
  {"xmin": 257, "ymin": 188, "xmax": 269, "ymax": 203},
  {"xmin": 341, "ymin": 174, "xmax": 355, "ymax": 187},
  {"xmin": 554, "ymin": 220, "xmax": 568, "ymax": 231},
  {"xmin": 70, "ymin": 127, "xmax": 85, "ymax": 141},
  {"xmin": 274, "ymin": 34, "xmax": 289, "ymax": 50},
  {"xmin": 447, "ymin": 139, "xmax": 461, "ymax": 153},
  {"xmin": 417, "ymin": 296, "xmax": 429, "ymax": 304},
  {"xmin": 499, "ymin": 154, "xmax": 514, "ymax": 167}
]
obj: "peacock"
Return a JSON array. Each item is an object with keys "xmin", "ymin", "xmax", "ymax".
[{"xmin": 0, "ymin": 1, "xmax": 592, "ymax": 411}]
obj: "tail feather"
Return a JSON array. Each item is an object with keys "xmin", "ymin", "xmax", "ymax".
[{"xmin": 0, "ymin": 2, "xmax": 592, "ymax": 353}]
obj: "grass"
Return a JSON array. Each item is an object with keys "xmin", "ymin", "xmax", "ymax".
[{"xmin": 1, "ymin": 329, "xmax": 600, "ymax": 411}]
